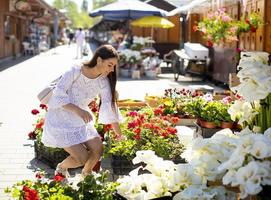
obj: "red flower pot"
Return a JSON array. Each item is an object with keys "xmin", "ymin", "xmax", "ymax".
[
  {"xmin": 200, "ymin": 120, "xmax": 217, "ymax": 129},
  {"xmin": 220, "ymin": 121, "xmax": 234, "ymax": 129}
]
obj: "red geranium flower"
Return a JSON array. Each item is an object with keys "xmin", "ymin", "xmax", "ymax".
[
  {"xmin": 23, "ymin": 186, "xmax": 39, "ymax": 200},
  {"xmin": 28, "ymin": 131, "xmax": 37, "ymax": 140},
  {"xmin": 39, "ymin": 104, "xmax": 47, "ymax": 110},
  {"xmin": 31, "ymin": 109, "xmax": 40, "ymax": 115},
  {"xmin": 53, "ymin": 173, "xmax": 65, "ymax": 182},
  {"xmin": 35, "ymin": 172, "xmax": 43, "ymax": 179},
  {"xmin": 35, "ymin": 120, "xmax": 44, "ymax": 129}
]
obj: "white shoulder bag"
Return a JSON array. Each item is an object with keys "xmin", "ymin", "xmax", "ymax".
[{"xmin": 37, "ymin": 69, "xmax": 81, "ymax": 104}]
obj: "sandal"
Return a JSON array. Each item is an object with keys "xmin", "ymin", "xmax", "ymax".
[{"xmin": 55, "ymin": 164, "xmax": 70, "ymax": 178}]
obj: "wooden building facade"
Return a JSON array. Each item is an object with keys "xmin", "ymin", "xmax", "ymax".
[
  {"xmin": 181, "ymin": 0, "xmax": 271, "ymax": 84},
  {"xmin": 131, "ymin": 0, "xmax": 181, "ymax": 57},
  {"xmin": 0, "ymin": 0, "xmax": 66, "ymax": 61}
]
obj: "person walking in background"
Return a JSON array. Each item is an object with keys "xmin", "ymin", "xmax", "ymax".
[
  {"xmin": 75, "ymin": 28, "xmax": 85, "ymax": 59},
  {"xmin": 41, "ymin": 44, "xmax": 123, "ymax": 178},
  {"xmin": 68, "ymin": 29, "xmax": 74, "ymax": 46}
]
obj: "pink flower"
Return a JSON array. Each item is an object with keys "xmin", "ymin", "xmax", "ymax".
[{"xmin": 127, "ymin": 111, "xmax": 138, "ymax": 117}]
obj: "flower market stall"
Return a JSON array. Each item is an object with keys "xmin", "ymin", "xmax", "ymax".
[
  {"xmin": 5, "ymin": 50, "xmax": 271, "ymax": 199},
  {"xmin": 4, "ymin": 1, "xmax": 271, "ymax": 199}
]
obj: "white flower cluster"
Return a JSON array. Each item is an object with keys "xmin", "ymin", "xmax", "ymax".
[
  {"xmin": 133, "ymin": 36, "xmax": 155, "ymax": 46},
  {"xmin": 119, "ymin": 49, "xmax": 142, "ymax": 64},
  {"xmin": 181, "ymin": 129, "xmax": 239, "ymax": 182},
  {"xmin": 116, "ymin": 149, "xmax": 235, "ymax": 200},
  {"xmin": 117, "ymin": 127, "xmax": 271, "ymax": 199},
  {"xmin": 228, "ymin": 99, "xmax": 259, "ymax": 126},
  {"xmin": 218, "ymin": 127, "xmax": 271, "ymax": 199},
  {"xmin": 231, "ymin": 52, "xmax": 271, "ymax": 102}
]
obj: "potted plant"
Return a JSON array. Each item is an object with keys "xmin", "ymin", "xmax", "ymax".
[
  {"xmin": 5, "ymin": 171, "xmax": 118, "ymax": 200},
  {"xmin": 236, "ymin": 12, "xmax": 263, "ymax": 34},
  {"xmin": 105, "ymin": 107, "xmax": 184, "ymax": 175},
  {"xmin": 118, "ymin": 49, "xmax": 142, "ymax": 78},
  {"xmin": 217, "ymin": 97, "xmax": 235, "ymax": 129},
  {"xmin": 194, "ymin": 8, "xmax": 238, "ymax": 47}
]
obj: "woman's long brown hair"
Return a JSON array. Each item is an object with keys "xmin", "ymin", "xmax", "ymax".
[{"xmin": 83, "ymin": 44, "xmax": 119, "ymax": 111}]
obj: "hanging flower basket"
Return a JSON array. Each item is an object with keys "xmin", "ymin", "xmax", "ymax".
[{"xmin": 15, "ymin": 1, "xmax": 31, "ymax": 12}]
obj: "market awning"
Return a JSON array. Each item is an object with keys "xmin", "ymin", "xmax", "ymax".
[
  {"xmin": 168, "ymin": 0, "xmax": 212, "ymax": 15},
  {"xmin": 89, "ymin": 0, "xmax": 168, "ymax": 21}
]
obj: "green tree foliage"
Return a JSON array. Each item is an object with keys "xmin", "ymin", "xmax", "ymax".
[
  {"xmin": 93, "ymin": 0, "xmax": 117, "ymax": 9},
  {"xmin": 81, "ymin": 0, "xmax": 88, "ymax": 12},
  {"xmin": 53, "ymin": 0, "xmax": 93, "ymax": 29}
]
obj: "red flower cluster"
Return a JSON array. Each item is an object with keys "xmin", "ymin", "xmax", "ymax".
[
  {"xmin": 53, "ymin": 173, "xmax": 65, "ymax": 182},
  {"xmin": 28, "ymin": 104, "xmax": 47, "ymax": 140},
  {"xmin": 23, "ymin": 185, "xmax": 39, "ymax": 200},
  {"xmin": 89, "ymin": 99, "xmax": 99, "ymax": 113},
  {"xmin": 28, "ymin": 131, "xmax": 37, "ymax": 140},
  {"xmin": 125, "ymin": 110, "xmax": 178, "ymax": 140}
]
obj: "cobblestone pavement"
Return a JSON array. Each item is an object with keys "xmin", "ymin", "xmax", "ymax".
[{"xmin": 0, "ymin": 44, "xmax": 224, "ymax": 199}]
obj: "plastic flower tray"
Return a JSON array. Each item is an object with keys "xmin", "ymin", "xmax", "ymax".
[
  {"xmin": 111, "ymin": 155, "xmax": 139, "ymax": 175},
  {"xmin": 34, "ymin": 141, "xmax": 69, "ymax": 169}
]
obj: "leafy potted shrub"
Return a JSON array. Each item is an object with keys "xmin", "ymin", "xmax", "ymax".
[
  {"xmin": 217, "ymin": 97, "xmax": 235, "ymax": 129},
  {"xmin": 200, "ymin": 101, "xmax": 224, "ymax": 128}
]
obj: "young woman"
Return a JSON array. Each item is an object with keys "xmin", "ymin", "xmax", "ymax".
[{"xmin": 41, "ymin": 44, "xmax": 122, "ymax": 178}]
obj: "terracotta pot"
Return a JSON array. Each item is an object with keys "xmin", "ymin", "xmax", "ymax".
[
  {"xmin": 220, "ymin": 121, "xmax": 234, "ymax": 129},
  {"xmin": 200, "ymin": 120, "xmax": 217, "ymax": 129},
  {"xmin": 197, "ymin": 118, "xmax": 202, "ymax": 126}
]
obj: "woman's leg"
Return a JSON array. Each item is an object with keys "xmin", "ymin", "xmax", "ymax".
[
  {"xmin": 59, "ymin": 143, "xmax": 90, "ymax": 169},
  {"xmin": 81, "ymin": 137, "xmax": 103, "ymax": 176}
]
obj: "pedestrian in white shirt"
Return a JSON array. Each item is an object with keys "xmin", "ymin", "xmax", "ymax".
[{"xmin": 75, "ymin": 28, "xmax": 85, "ymax": 59}]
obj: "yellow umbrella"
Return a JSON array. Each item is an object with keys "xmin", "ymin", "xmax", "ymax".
[
  {"xmin": 131, "ymin": 16, "xmax": 175, "ymax": 28},
  {"xmin": 131, "ymin": 16, "xmax": 175, "ymax": 42}
]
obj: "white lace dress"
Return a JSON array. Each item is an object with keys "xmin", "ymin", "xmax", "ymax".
[{"xmin": 41, "ymin": 66, "xmax": 122, "ymax": 148}]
